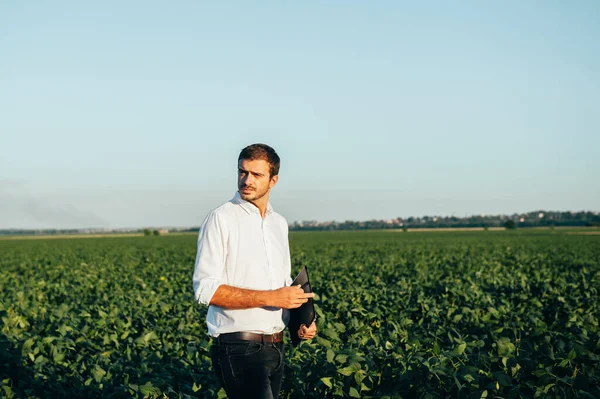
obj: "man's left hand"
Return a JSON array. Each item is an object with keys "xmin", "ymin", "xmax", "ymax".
[{"xmin": 298, "ymin": 321, "xmax": 317, "ymax": 340}]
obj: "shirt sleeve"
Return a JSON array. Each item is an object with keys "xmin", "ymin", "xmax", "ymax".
[
  {"xmin": 192, "ymin": 211, "xmax": 227, "ymax": 305},
  {"xmin": 283, "ymin": 218, "xmax": 293, "ymax": 287}
]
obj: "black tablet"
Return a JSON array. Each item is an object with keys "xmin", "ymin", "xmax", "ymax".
[{"xmin": 288, "ymin": 266, "xmax": 316, "ymax": 346}]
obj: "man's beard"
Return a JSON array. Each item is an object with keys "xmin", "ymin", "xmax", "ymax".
[{"xmin": 239, "ymin": 186, "xmax": 268, "ymax": 202}]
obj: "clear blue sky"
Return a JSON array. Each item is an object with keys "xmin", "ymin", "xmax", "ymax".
[{"xmin": 1, "ymin": 1, "xmax": 599, "ymax": 229}]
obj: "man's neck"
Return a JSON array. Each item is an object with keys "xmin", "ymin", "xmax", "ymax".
[{"xmin": 249, "ymin": 194, "xmax": 270, "ymax": 219}]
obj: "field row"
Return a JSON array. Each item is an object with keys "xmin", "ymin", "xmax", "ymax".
[{"xmin": 1, "ymin": 231, "xmax": 599, "ymax": 398}]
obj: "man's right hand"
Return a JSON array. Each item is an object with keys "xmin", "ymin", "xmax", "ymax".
[{"xmin": 270, "ymin": 285, "xmax": 315, "ymax": 309}]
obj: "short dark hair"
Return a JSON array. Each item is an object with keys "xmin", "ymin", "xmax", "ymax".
[{"xmin": 238, "ymin": 144, "xmax": 280, "ymax": 177}]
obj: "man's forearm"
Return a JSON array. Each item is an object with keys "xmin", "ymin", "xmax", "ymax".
[
  {"xmin": 209, "ymin": 285, "xmax": 274, "ymax": 309},
  {"xmin": 208, "ymin": 284, "xmax": 314, "ymax": 310}
]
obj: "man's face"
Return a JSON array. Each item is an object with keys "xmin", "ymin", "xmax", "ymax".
[{"xmin": 237, "ymin": 158, "xmax": 278, "ymax": 202}]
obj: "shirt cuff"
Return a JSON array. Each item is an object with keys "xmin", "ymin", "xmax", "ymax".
[{"xmin": 196, "ymin": 279, "xmax": 223, "ymax": 305}]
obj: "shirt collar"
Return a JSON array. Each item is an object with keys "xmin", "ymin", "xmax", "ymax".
[{"xmin": 232, "ymin": 191, "xmax": 274, "ymax": 216}]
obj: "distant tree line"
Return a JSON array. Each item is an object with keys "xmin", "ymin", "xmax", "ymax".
[
  {"xmin": 2, "ymin": 210, "xmax": 599, "ymax": 236},
  {"xmin": 289, "ymin": 210, "xmax": 600, "ymax": 231},
  {"xmin": 0, "ymin": 228, "xmax": 83, "ymax": 236}
]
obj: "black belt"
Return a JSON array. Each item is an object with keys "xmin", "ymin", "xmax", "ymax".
[{"xmin": 217, "ymin": 331, "xmax": 284, "ymax": 344}]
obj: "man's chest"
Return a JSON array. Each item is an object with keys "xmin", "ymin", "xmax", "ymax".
[{"xmin": 222, "ymin": 216, "xmax": 288, "ymax": 289}]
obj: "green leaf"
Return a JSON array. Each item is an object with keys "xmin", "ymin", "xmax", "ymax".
[
  {"xmin": 432, "ymin": 341, "xmax": 440, "ymax": 355},
  {"xmin": 314, "ymin": 303, "xmax": 325, "ymax": 319},
  {"xmin": 492, "ymin": 371, "xmax": 512, "ymax": 387},
  {"xmin": 53, "ymin": 352, "xmax": 65, "ymax": 363},
  {"xmin": 455, "ymin": 343, "xmax": 467, "ymax": 355},
  {"xmin": 532, "ymin": 369, "xmax": 548, "ymax": 377},
  {"xmin": 327, "ymin": 349, "xmax": 335, "ymax": 363},
  {"xmin": 544, "ymin": 383, "xmax": 555, "ymax": 393},
  {"xmin": 322, "ymin": 328, "xmax": 340, "ymax": 340},
  {"xmin": 454, "ymin": 376, "xmax": 463, "ymax": 391},
  {"xmin": 316, "ymin": 336, "xmax": 332, "ymax": 348},
  {"xmin": 140, "ymin": 381, "xmax": 160, "ymax": 396},
  {"xmin": 127, "ymin": 384, "xmax": 139, "ymax": 393},
  {"xmin": 1, "ymin": 384, "xmax": 13, "ymax": 399},
  {"xmin": 34, "ymin": 355, "xmax": 47, "ymax": 364},
  {"xmin": 335, "ymin": 354, "xmax": 348, "ymax": 364},
  {"xmin": 320, "ymin": 377, "xmax": 333, "ymax": 389},
  {"xmin": 497, "ymin": 338, "xmax": 515, "ymax": 357},
  {"xmin": 349, "ymin": 387, "xmax": 360, "ymax": 398},
  {"xmin": 338, "ymin": 362, "xmax": 361, "ymax": 376},
  {"xmin": 92, "ymin": 365, "xmax": 106, "ymax": 383}
]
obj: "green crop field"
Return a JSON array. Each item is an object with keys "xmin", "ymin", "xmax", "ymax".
[{"xmin": 1, "ymin": 231, "xmax": 599, "ymax": 398}]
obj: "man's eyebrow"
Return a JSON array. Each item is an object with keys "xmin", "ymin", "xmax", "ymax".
[{"xmin": 238, "ymin": 168, "xmax": 264, "ymax": 176}]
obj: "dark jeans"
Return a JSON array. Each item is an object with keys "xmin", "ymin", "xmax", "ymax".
[{"xmin": 211, "ymin": 337, "xmax": 285, "ymax": 399}]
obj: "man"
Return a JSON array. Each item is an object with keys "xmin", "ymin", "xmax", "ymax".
[{"xmin": 192, "ymin": 143, "xmax": 317, "ymax": 399}]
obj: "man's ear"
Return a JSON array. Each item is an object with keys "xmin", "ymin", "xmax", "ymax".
[{"xmin": 269, "ymin": 174, "xmax": 278, "ymax": 188}]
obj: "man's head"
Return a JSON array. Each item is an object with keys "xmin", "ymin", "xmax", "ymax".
[{"xmin": 237, "ymin": 144, "xmax": 280, "ymax": 203}]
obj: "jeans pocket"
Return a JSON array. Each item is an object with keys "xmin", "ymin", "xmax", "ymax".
[
  {"xmin": 226, "ymin": 342, "xmax": 264, "ymax": 381},
  {"xmin": 273, "ymin": 342, "xmax": 284, "ymax": 371},
  {"xmin": 226, "ymin": 342, "xmax": 263, "ymax": 357}
]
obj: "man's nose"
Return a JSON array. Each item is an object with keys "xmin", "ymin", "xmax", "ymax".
[{"xmin": 242, "ymin": 174, "xmax": 254, "ymax": 185}]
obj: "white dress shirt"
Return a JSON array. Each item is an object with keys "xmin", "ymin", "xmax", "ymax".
[{"xmin": 192, "ymin": 192, "xmax": 293, "ymax": 337}]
